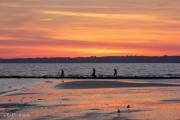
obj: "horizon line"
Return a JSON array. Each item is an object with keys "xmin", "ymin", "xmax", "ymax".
[{"xmin": 1, "ymin": 55, "xmax": 180, "ymax": 59}]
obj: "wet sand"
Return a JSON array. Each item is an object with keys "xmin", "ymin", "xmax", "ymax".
[
  {"xmin": 0, "ymin": 79, "xmax": 180, "ymax": 120},
  {"xmin": 56, "ymin": 80, "xmax": 180, "ymax": 89}
]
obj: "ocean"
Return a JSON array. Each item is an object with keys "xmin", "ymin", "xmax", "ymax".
[
  {"xmin": 0, "ymin": 63, "xmax": 180, "ymax": 92},
  {"xmin": 0, "ymin": 63, "xmax": 180, "ymax": 77}
]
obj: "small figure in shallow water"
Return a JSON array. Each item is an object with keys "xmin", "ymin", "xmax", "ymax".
[
  {"xmin": 114, "ymin": 68, "xmax": 117, "ymax": 77},
  {"xmin": 61, "ymin": 69, "xmax": 64, "ymax": 78},
  {"xmin": 92, "ymin": 68, "xmax": 96, "ymax": 78}
]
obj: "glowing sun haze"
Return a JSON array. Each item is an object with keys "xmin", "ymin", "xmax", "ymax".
[{"xmin": 0, "ymin": 0, "xmax": 180, "ymax": 58}]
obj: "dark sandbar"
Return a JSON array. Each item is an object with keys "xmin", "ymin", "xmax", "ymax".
[{"xmin": 55, "ymin": 80, "xmax": 180, "ymax": 89}]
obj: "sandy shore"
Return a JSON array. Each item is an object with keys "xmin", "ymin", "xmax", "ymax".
[
  {"xmin": 0, "ymin": 79, "xmax": 180, "ymax": 120},
  {"xmin": 56, "ymin": 80, "xmax": 180, "ymax": 89}
]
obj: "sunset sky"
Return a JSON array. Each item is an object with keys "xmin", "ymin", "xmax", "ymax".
[{"xmin": 0, "ymin": 0, "xmax": 180, "ymax": 58}]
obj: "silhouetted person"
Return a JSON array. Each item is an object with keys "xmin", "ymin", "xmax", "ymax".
[
  {"xmin": 114, "ymin": 68, "xmax": 117, "ymax": 77},
  {"xmin": 92, "ymin": 68, "xmax": 96, "ymax": 78},
  {"xmin": 61, "ymin": 69, "xmax": 64, "ymax": 78}
]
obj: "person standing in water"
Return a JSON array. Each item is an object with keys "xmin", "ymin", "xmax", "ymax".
[
  {"xmin": 114, "ymin": 68, "xmax": 117, "ymax": 77},
  {"xmin": 92, "ymin": 68, "xmax": 96, "ymax": 78}
]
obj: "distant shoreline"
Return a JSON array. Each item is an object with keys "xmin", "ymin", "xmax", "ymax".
[
  {"xmin": 1, "ymin": 75, "xmax": 180, "ymax": 79},
  {"xmin": 0, "ymin": 56, "xmax": 180, "ymax": 63}
]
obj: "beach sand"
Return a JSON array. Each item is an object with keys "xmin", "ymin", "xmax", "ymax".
[{"xmin": 0, "ymin": 79, "xmax": 180, "ymax": 120}]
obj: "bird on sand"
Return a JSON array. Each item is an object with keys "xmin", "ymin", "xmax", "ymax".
[
  {"xmin": 127, "ymin": 104, "xmax": 130, "ymax": 109},
  {"xmin": 117, "ymin": 108, "xmax": 121, "ymax": 113}
]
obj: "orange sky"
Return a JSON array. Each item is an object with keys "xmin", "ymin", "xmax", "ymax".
[{"xmin": 0, "ymin": 0, "xmax": 180, "ymax": 58}]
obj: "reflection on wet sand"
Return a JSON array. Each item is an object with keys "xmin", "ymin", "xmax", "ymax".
[{"xmin": 0, "ymin": 79, "xmax": 180, "ymax": 120}]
